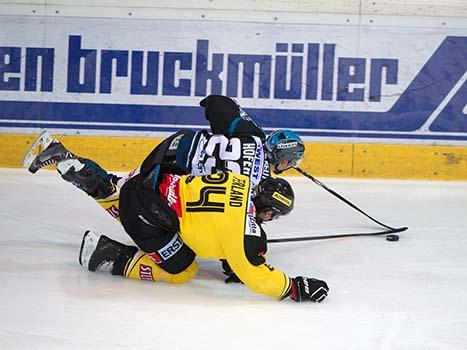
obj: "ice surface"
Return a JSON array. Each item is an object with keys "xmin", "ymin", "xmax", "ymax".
[{"xmin": 1, "ymin": 169, "xmax": 466, "ymax": 349}]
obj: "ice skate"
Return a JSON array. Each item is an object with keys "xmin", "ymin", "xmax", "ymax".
[
  {"xmin": 79, "ymin": 230, "xmax": 136, "ymax": 273},
  {"xmin": 22, "ymin": 130, "xmax": 75, "ymax": 174}
]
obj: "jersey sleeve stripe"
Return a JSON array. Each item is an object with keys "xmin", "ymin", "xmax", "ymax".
[
  {"xmin": 279, "ymin": 274, "xmax": 292, "ymax": 300},
  {"xmin": 227, "ymin": 116, "xmax": 242, "ymax": 137}
]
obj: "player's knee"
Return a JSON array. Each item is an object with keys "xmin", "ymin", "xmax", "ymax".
[
  {"xmin": 166, "ymin": 259, "xmax": 198, "ymax": 284},
  {"xmin": 120, "ymin": 224, "xmax": 196, "ymax": 275},
  {"xmin": 125, "ymin": 251, "xmax": 198, "ymax": 284},
  {"xmin": 146, "ymin": 233, "xmax": 196, "ymax": 274},
  {"xmin": 96, "ymin": 192, "xmax": 121, "ymax": 221}
]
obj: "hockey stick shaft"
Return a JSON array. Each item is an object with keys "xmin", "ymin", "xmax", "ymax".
[
  {"xmin": 267, "ymin": 226, "xmax": 408, "ymax": 243},
  {"xmin": 294, "ymin": 167, "xmax": 401, "ymax": 231}
]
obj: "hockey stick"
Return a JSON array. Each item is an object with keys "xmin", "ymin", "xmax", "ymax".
[
  {"xmin": 267, "ymin": 167, "xmax": 409, "ymax": 243},
  {"xmin": 267, "ymin": 226, "xmax": 407, "ymax": 243},
  {"xmin": 293, "ymin": 166, "xmax": 407, "ymax": 232}
]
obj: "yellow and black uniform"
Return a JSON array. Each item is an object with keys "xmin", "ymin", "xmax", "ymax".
[
  {"xmin": 121, "ymin": 171, "xmax": 292, "ymax": 299},
  {"xmin": 80, "ymin": 95, "xmax": 271, "ymax": 222}
]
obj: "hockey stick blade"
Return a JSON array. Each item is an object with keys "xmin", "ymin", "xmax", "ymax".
[{"xmin": 267, "ymin": 226, "xmax": 408, "ymax": 243}]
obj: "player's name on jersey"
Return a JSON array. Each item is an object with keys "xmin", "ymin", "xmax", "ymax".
[{"xmin": 229, "ymin": 175, "xmax": 247, "ymax": 208}]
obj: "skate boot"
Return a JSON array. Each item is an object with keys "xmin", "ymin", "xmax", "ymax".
[
  {"xmin": 23, "ymin": 131, "xmax": 76, "ymax": 173},
  {"xmin": 58, "ymin": 158, "xmax": 117, "ymax": 199},
  {"xmin": 79, "ymin": 230, "xmax": 137, "ymax": 275}
]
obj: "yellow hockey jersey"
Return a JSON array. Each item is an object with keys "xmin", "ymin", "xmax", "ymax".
[{"xmin": 158, "ymin": 172, "xmax": 291, "ymax": 299}]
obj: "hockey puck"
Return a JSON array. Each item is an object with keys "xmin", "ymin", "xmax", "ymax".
[{"xmin": 386, "ymin": 234, "xmax": 399, "ymax": 242}]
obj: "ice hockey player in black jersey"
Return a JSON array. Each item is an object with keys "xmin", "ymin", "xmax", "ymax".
[
  {"xmin": 23, "ymin": 95, "xmax": 305, "ymax": 216},
  {"xmin": 133, "ymin": 95, "xmax": 306, "ymax": 191}
]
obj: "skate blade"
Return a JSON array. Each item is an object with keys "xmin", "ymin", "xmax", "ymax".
[{"xmin": 22, "ymin": 131, "xmax": 54, "ymax": 170}]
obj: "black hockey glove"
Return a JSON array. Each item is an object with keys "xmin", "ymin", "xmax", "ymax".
[
  {"xmin": 289, "ymin": 277, "xmax": 329, "ymax": 302},
  {"xmin": 220, "ymin": 259, "xmax": 243, "ymax": 284}
]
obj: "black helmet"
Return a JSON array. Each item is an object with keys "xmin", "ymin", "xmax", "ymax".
[{"xmin": 253, "ymin": 177, "xmax": 294, "ymax": 221}]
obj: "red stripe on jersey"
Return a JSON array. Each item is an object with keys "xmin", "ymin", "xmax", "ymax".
[{"xmin": 158, "ymin": 174, "xmax": 182, "ymax": 217}]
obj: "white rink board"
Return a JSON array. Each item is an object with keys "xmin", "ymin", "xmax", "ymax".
[
  {"xmin": 0, "ymin": 2, "xmax": 466, "ymax": 144},
  {"xmin": 5, "ymin": 0, "xmax": 467, "ymax": 17},
  {"xmin": 0, "ymin": 15, "xmax": 460, "ymax": 111}
]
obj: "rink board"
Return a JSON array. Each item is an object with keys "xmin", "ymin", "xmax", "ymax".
[
  {"xmin": 3, "ymin": 134, "xmax": 467, "ymax": 180},
  {"xmin": 0, "ymin": 7, "xmax": 466, "ymax": 179}
]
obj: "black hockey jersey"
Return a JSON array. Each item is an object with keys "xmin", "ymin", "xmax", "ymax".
[
  {"xmin": 177, "ymin": 95, "xmax": 270, "ymax": 188},
  {"xmin": 138, "ymin": 95, "xmax": 270, "ymax": 190}
]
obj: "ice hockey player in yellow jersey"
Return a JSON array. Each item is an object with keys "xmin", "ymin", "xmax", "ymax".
[
  {"xmin": 79, "ymin": 171, "xmax": 329, "ymax": 303},
  {"xmin": 22, "ymin": 94, "xmax": 325, "ymax": 302}
]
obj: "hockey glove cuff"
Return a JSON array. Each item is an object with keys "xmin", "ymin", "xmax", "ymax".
[{"xmin": 289, "ymin": 277, "xmax": 329, "ymax": 302}]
